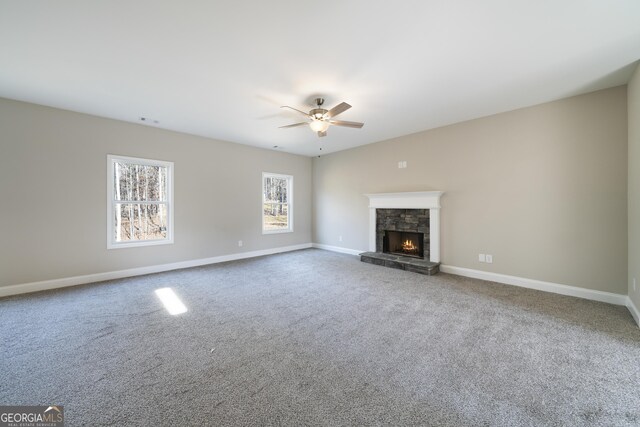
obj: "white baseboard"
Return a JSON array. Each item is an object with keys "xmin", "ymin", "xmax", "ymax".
[
  {"xmin": 0, "ymin": 243, "xmax": 313, "ymax": 298},
  {"xmin": 311, "ymin": 243, "xmax": 364, "ymax": 256},
  {"xmin": 312, "ymin": 246, "xmax": 630, "ymax": 309},
  {"xmin": 626, "ymin": 296, "xmax": 640, "ymax": 327},
  {"xmin": 439, "ymin": 264, "xmax": 628, "ymax": 306},
  {"xmin": 5, "ymin": 243, "xmax": 638, "ymax": 328}
]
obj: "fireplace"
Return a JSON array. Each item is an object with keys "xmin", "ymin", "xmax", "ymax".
[
  {"xmin": 384, "ymin": 230, "xmax": 424, "ymax": 258},
  {"xmin": 361, "ymin": 191, "xmax": 443, "ymax": 275},
  {"xmin": 366, "ymin": 192, "xmax": 443, "ymax": 263}
]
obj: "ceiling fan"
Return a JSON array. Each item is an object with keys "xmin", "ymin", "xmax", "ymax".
[{"xmin": 279, "ymin": 97, "xmax": 364, "ymax": 137}]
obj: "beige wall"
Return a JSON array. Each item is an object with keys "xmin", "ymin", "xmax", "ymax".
[
  {"xmin": 313, "ymin": 87, "xmax": 628, "ymax": 294},
  {"xmin": 1, "ymin": 86, "xmax": 631, "ymax": 296},
  {"xmin": 0, "ymin": 98, "xmax": 312, "ymax": 287},
  {"xmin": 629, "ymin": 64, "xmax": 640, "ymax": 309}
]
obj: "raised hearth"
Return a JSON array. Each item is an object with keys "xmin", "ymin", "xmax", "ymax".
[{"xmin": 360, "ymin": 252, "xmax": 440, "ymax": 275}]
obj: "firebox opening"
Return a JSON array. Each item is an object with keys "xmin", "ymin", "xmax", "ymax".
[{"xmin": 383, "ymin": 230, "xmax": 424, "ymax": 259}]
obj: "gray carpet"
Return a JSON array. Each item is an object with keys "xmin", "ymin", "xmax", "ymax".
[{"xmin": 1, "ymin": 249, "xmax": 639, "ymax": 426}]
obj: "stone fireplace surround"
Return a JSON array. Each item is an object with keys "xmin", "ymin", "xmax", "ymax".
[{"xmin": 377, "ymin": 209, "xmax": 430, "ymax": 258}]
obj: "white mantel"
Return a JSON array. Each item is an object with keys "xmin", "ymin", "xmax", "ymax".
[{"xmin": 365, "ymin": 191, "xmax": 444, "ymax": 262}]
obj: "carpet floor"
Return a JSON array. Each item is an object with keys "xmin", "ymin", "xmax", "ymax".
[{"xmin": 1, "ymin": 249, "xmax": 639, "ymax": 426}]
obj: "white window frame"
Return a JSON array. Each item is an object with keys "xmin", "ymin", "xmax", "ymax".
[
  {"xmin": 107, "ymin": 154, "xmax": 174, "ymax": 249},
  {"xmin": 262, "ymin": 172, "xmax": 293, "ymax": 234}
]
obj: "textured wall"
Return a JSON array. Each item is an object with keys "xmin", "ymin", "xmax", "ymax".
[
  {"xmin": 0, "ymin": 98, "xmax": 312, "ymax": 287},
  {"xmin": 629, "ymin": 63, "xmax": 640, "ymax": 311},
  {"xmin": 313, "ymin": 87, "xmax": 628, "ymax": 293}
]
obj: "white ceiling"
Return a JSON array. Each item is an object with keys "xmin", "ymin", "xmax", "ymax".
[{"xmin": 1, "ymin": 1, "xmax": 639, "ymax": 157}]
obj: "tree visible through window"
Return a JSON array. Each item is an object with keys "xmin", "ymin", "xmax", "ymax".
[
  {"xmin": 263, "ymin": 173, "xmax": 292, "ymax": 233},
  {"xmin": 108, "ymin": 155, "xmax": 173, "ymax": 248}
]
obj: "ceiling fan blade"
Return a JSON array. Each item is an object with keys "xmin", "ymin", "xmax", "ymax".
[
  {"xmin": 279, "ymin": 122, "xmax": 309, "ymax": 128},
  {"xmin": 281, "ymin": 105, "xmax": 310, "ymax": 118},
  {"xmin": 328, "ymin": 120, "xmax": 364, "ymax": 128},
  {"xmin": 317, "ymin": 130, "xmax": 327, "ymax": 137},
  {"xmin": 326, "ymin": 102, "xmax": 351, "ymax": 118}
]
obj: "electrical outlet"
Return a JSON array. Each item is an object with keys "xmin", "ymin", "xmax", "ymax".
[
  {"xmin": 478, "ymin": 254, "xmax": 486, "ymax": 262},
  {"xmin": 338, "ymin": 235, "xmax": 343, "ymax": 242},
  {"xmin": 485, "ymin": 254, "xmax": 493, "ymax": 264},
  {"xmin": 238, "ymin": 240, "xmax": 243, "ymax": 247},
  {"xmin": 397, "ymin": 160, "xmax": 407, "ymax": 169}
]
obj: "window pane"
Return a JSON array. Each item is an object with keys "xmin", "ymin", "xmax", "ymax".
[
  {"xmin": 263, "ymin": 176, "xmax": 288, "ymax": 203},
  {"xmin": 263, "ymin": 203, "xmax": 288, "ymax": 231},
  {"xmin": 114, "ymin": 162, "xmax": 167, "ymax": 202},
  {"xmin": 114, "ymin": 203, "xmax": 168, "ymax": 242}
]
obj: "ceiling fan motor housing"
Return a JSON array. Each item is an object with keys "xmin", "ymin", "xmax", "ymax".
[{"xmin": 310, "ymin": 108, "xmax": 328, "ymax": 120}]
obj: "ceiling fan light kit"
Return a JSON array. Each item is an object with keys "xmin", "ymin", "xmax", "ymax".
[
  {"xmin": 309, "ymin": 119, "xmax": 330, "ymax": 133},
  {"xmin": 280, "ymin": 97, "xmax": 364, "ymax": 137}
]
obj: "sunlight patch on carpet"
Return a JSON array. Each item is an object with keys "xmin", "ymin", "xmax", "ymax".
[{"xmin": 155, "ymin": 287, "xmax": 187, "ymax": 315}]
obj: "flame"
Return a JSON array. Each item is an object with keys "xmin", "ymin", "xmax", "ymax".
[{"xmin": 402, "ymin": 239, "xmax": 417, "ymax": 251}]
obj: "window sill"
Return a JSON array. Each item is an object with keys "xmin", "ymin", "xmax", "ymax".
[
  {"xmin": 107, "ymin": 238, "xmax": 174, "ymax": 250},
  {"xmin": 262, "ymin": 229, "xmax": 293, "ymax": 235}
]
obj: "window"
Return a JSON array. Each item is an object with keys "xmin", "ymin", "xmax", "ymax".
[
  {"xmin": 107, "ymin": 155, "xmax": 174, "ymax": 248},
  {"xmin": 262, "ymin": 172, "xmax": 293, "ymax": 233}
]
